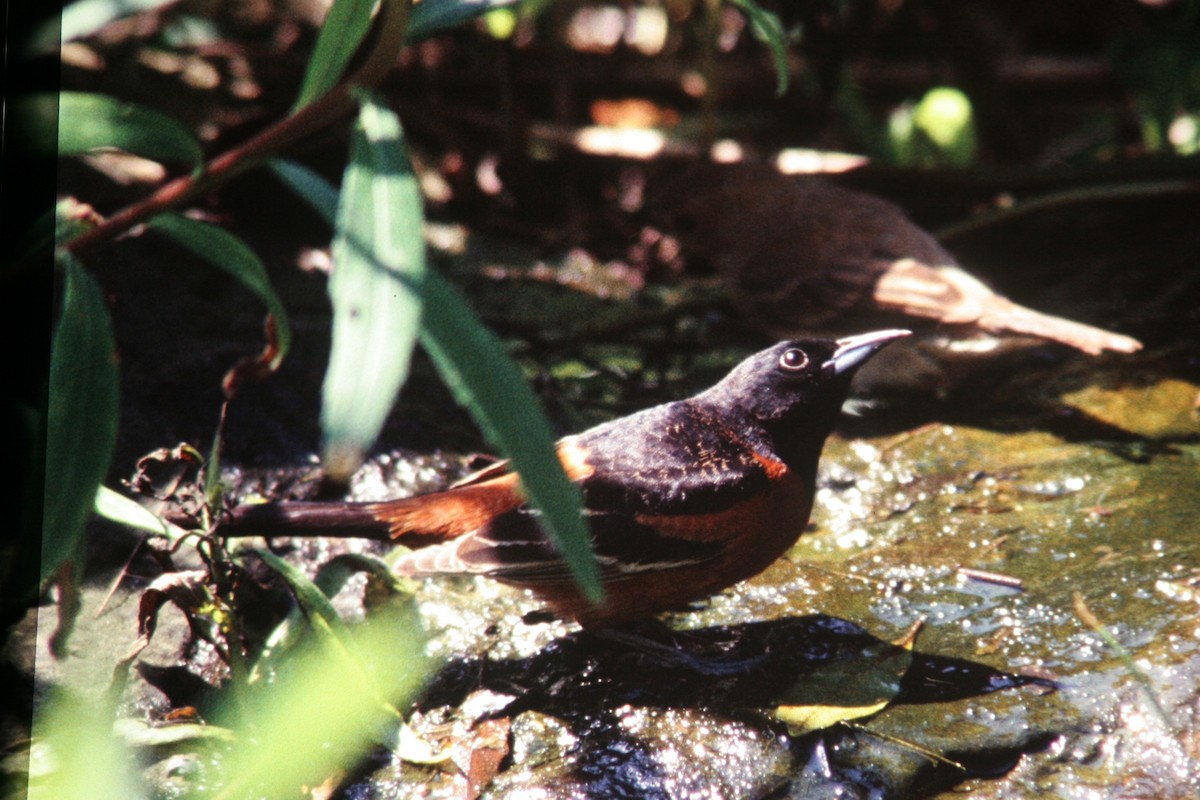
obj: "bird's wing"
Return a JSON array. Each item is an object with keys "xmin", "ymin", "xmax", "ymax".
[
  {"xmin": 371, "ymin": 437, "xmax": 594, "ymax": 541},
  {"xmin": 569, "ymin": 399, "xmax": 779, "ymax": 515},
  {"xmin": 378, "ymin": 400, "xmax": 778, "ymax": 542},
  {"xmin": 395, "ymin": 505, "xmax": 726, "ymax": 586},
  {"xmin": 393, "ymin": 400, "xmax": 788, "ymax": 585}
]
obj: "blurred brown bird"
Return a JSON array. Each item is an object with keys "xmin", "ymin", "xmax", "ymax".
[{"xmin": 648, "ymin": 164, "xmax": 1141, "ymax": 393}]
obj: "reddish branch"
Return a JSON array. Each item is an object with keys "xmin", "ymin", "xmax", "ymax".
[{"xmin": 65, "ymin": 0, "xmax": 412, "ymax": 257}]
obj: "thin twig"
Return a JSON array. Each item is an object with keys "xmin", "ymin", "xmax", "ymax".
[
  {"xmin": 841, "ymin": 721, "xmax": 966, "ymax": 771},
  {"xmin": 936, "ymin": 179, "xmax": 1199, "ymax": 243},
  {"xmin": 956, "ymin": 567, "xmax": 1024, "ymax": 590},
  {"xmin": 94, "ymin": 533, "xmax": 148, "ymax": 618}
]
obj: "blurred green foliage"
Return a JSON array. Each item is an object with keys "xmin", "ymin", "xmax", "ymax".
[
  {"xmin": 42, "ymin": 256, "xmax": 118, "ymax": 594},
  {"xmin": 889, "ymin": 86, "xmax": 978, "ymax": 168}
]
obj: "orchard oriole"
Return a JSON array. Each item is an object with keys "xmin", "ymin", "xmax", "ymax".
[{"xmin": 222, "ymin": 330, "xmax": 909, "ymax": 627}]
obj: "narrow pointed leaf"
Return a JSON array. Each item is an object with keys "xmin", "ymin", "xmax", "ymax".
[
  {"xmin": 268, "ymin": 149, "xmax": 600, "ymax": 602},
  {"xmin": 43, "ymin": 254, "xmax": 119, "ymax": 585},
  {"xmin": 320, "ymin": 95, "xmax": 425, "ymax": 480},
  {"xmin": 94, "ymin": 486, "xmax": 188, "ymax": 542},
  {"xmin": 148, "ymin": 213, "xmax": 292, "ymax": 373},
  {"xmin": 50, "ymin": 91, "xmax": 203, "ymax": 166},
  {"xmin": 727, "ymin": 0, "xmax": 790, "ymax": 96},
  {"xmin": 293, "ymin": 0, "xmax": 379, "ymax": 110},
  {"xmin": 246, "ymin": 548, "xmax": 345, "ymax": 633},
  {"xmin": 420, "ymin": 271, "xmax": 602, "ymax": 602},
  {"xmin": 406, "ymin": 0, "xmax": 521, "ymax": 44},
  {"xmin": 268, "ymin": 159, "xmax": 339, "ymax": 221}
]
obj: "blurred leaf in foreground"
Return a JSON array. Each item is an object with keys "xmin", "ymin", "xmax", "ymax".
[
  {"xmin": 889, "ymin": 86, "xmax": 977, "ymax": 168},
  {"xmin": 42, "ymin": 254, "xmax": 119, "ymax": 655},
  {"xmin": 148, "ymin": 213, "xmax": 292, "ymax": 393},
  {"xmin": 320, "ymin": 93, "xmax": 426, "ymax": 481},
  {"xmin": 215, "ymin": 551, "xmax": 430, "ymax": 799},
  {"xmin": 419, "ymin": 271, "xmax": 602, "ymax": 602},
  {"xmin": 271, "ymin": 123, "xmax": 600, "ymax": 601},
  {"xmin": 28, "ymin": 690, "xmax": 140, "ymax": 800},
  {"xmin": 51, "ymin": 91, "xmax": 203, "ymax": 167}
]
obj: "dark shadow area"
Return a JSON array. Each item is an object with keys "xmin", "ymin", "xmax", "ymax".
[{"xmin": 414, "ymin": 614, "xmax": 1058, "ymax": 798}]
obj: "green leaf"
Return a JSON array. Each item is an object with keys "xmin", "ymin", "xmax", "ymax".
[
  {"xmin": 420, "ymin": 271, "xmax": 602, "ymax": 602},
  {"xmin": 320, "ymin": 94, "xmax": 426, "ymax": 480},
  {"xmin": 484, "ymin": 7, "xmax": 518, "ymax": 40},
  {"xmin": 218, "ymin": 621, "xmax": 428, "ymax": 799},
  {"xmin": 406, "ymin": 0, "xmax": 521, "ymax": 44},
  {"xmin": 241, "ymin": 547, "xmax": 427, "ymax": 701},
  {"xmin": 52, "ymin": 91, "xmax": 203, "ymax": 166},
  {"xmin": 148, "ymin": 213, "xmax": 292, "ymax": 372},
  {"xmin": 93, "ymin": 486, "xmax": 189, "ymax": 542},
  {"xmin": 43, "ymin": 254, "xmax": 119, "ymax": 586},
  {"xmin": 29, "ymin": 690, "xmax": 140, "ymax": 799},
  {"xmin": 890, "ymin": 87, "xmax": 977, "ymax": 168},
  {"xmin": 250, "ymin": 552, "xmax": 414, "ymax": 684},
  {"xmin": 223, "ymin": 552, "xmax": 430, "ymax": 799},
  {"xmin": 727, "ymin": 0, "xmax": 790, "ymax": 96},
  {"xmin": 268, "ymin": 159, "xmax": 340, "ymax": 221},
  {"xmin": 247, "ymin": 548, "xmax": 346, "ymax": 631},
  {"xmin": 912, "ymin": 86, "xmax": 977, "ymax": 167},
  {"xmin": 293, "ymin": 0, "xmax": 378, "ymax": 110},
  {"xmin": 313, "ymin": 551, "xmax": 413, "ymax": 597},
  {"xmin": 269, "ymin": 136, "xmax": 601, "ymax": 603},
  {"xmin": 770, "ymin": 620, "xmax": 922, "ymax": 735}
]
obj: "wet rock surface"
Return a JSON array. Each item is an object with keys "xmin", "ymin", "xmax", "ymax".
[{"xmin": 20, "ymin": 181, "xmax": 1200, "ymax": 798}]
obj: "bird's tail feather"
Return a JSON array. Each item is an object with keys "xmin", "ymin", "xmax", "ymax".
[
  {"xmin": 978, "ymin": 302, "xmax": 1142, "ymax": 355},
  {"xmin": 873, "ymin": 261, "xmax": 1142, "ymax": 355},
  {"xmin": 222, "ymin": 501, "xmax": 393, "ymax": 540},
  {"xmin": 220, "ymin": 471, "xmax": 526, "ymax": 543}
]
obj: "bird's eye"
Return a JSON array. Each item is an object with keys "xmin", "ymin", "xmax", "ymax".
[{"xmin": 778, "ymin": 348, "xmax": 809, "ymax": 372}]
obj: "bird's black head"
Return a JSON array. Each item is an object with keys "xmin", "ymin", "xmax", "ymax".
[{"xmin": 697, "ymin": 330, "xmax": 910, "ymax": 463}]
